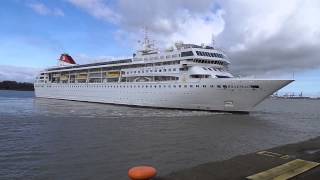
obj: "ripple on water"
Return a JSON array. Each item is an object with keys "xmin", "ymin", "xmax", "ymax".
[{"xmin": 1, "ymin": 91, "xmax": 320, "ymax": 180}]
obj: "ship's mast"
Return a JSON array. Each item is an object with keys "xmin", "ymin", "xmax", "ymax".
[
  {"xmin": 211, "ymin": 33, "xmax": 216, "ymax": 49},
  {"xmin": 137, "ymin": 27, "xmax": 158, "ymax": 55}
]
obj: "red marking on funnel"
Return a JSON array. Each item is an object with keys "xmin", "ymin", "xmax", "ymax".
[{"xmin": 59, "ymin": 53, "xmax": 76, "ymax": 64}]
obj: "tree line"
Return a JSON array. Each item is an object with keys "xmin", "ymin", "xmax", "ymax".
[{"xmin": 0, "ymin": 81, "xmax": 34, "ymax": 91}]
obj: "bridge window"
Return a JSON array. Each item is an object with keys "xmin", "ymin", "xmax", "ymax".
[
  {"xmin": 216, "ymin": 75, "xmax": 230, "ymax": 78},
  {"xmin": 190, "ymin": 75, "xmax": 210, "ymax": 78}
]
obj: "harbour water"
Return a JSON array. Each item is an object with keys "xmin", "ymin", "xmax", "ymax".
[{"xmin": 0, "ymin": 90, "xmax": 319, "ymax": 180}]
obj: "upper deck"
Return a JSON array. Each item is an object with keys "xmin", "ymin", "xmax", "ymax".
[
  {"xmin": 36, "ymin": 39, "xmax": 234, "ymax": 84},
  {"xmin": 45, "ymin": 45, "xmax": 230, "ymax": 73}
]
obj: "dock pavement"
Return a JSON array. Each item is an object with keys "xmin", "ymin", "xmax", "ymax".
[{"xmin": 156, "ymin": 136, "xmax": 320, "ymax": 180}]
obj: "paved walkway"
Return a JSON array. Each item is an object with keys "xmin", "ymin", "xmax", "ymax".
[{"xmin": 156, "ymin": 137, "xmax": 320, "ymax": 180}]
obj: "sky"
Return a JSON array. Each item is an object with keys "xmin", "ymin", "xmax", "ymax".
[{"xmin": 0, "ymin": 0, "xmax": 320, "ymax": 96}]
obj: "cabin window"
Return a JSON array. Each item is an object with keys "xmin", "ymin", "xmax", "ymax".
[
  {"xmin": 250, "ymin": 85, "xmax": 260, "ymax": 89},
  {"xmin": 190, "ymin": 75, "xmax": 210, "ymax": 78},
  {"xmin": 179, "ymin": 67, "xmax": 188, "ymax": 71},
  {"xmin": 181, "ymin": 51, "xmax": 194, "ymax": 57}
]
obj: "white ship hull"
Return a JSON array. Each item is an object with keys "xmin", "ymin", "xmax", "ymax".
[{"xmin": 34, "ymin": 79, "xmax": 292, "ymax": 113}]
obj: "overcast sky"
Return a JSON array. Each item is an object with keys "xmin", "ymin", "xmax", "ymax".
[{"xmin": 0, "ymin": 0, "xmax": 320, "ymax": 96}]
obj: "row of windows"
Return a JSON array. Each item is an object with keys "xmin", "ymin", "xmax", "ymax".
[
  {"xmin": 193, "ymin": 59, "xmax": 224, "ymax": 65},
  {"xmin": 126, "ymin": 68, "xmax": 177, "ymax": 74},
  {"xmin": 140, "ymin": 54, "xmax": 180, "ymax": 61},
  {"xmin": 36, "ymin": 84, "xmax": 259, "ymax": 89},
  {"xmin": 196, "ymin": 51, "xmax": 225, "ymax": 58},
  {"xmin": 48, "ymin": 61, "xmax": 181, "ymax": 76}
]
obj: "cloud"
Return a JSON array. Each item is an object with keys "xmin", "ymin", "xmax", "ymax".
[
  {"xmin": 0, "ymin": 65, "xmax": 40, "ymax": 83},
  {"xmin": 28, "ymin": 2, "xmax": 64, "ymax": 16},
  {"xmin": 68, "ymin": 0, "xmax": 120, "ymax": 23},
  {"xmin": 66, "ymin": 0, "xmax": 320, "ymax": 76},
  {"xmin": 217, "ymin": 0, "xmax": 320, "ymax": 76},
  {"xmin": 67, "ymin": 0, "xmax": 222, "ymax": 45}
]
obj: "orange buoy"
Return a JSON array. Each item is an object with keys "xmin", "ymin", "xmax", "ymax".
[{"xmin": 128, "ymin": 166, "xmax": 157, "ymax": 180}]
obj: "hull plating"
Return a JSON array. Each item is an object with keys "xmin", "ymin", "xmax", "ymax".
[{"xmin": 34, "ymin": 79, "xmax": 293, "ymax": 112}]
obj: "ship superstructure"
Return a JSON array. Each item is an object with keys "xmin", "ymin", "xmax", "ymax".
[{"xmin": 34, "ymin": 35, "xmax": 293, "ymax": 113}]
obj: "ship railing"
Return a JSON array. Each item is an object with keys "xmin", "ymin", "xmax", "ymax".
[{"xmin": 92, "ymin": 56, "xmax": 133, "ymax": 63}]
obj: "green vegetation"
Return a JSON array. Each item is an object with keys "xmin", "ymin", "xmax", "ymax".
[{"xmin": 0, "ymin": 81, "xmax": 34, "ymax": 91}]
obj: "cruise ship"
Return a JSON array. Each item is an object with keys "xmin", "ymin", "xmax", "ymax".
[{"xmin": 34, "ymin": 35, "xmax": 293, "ymax": 113}]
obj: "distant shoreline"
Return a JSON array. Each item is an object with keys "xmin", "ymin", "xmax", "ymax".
[{"xmin": 0, "ymin": 81, "xmax": 34, "ymax": 91}]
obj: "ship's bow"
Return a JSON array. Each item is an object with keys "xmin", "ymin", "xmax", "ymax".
[{"xmin": 224, "ymin": 79, "xmax": 294, "ymax": 112}]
